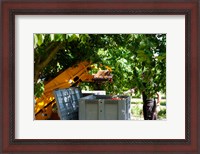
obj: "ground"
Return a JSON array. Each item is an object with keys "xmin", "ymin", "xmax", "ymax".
[{"xmin": 130, "ymin": 98, "xmax": 166, "ymax": 120}]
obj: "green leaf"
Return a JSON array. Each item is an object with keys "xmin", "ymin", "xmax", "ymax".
[
  {"xmin": 54, "ymin": 34, "xmax": 62, "ymax": 41},
  {"xmin": 34, "ymin": 34, "xmax": 38, "ymax": 48},
  {"xmin": 34, "ymin": 81, "xmax": 44, "ymax": 98},
  {"xmin": 50, "ymin": 34, "xmax": 54, "ymax": 41},
  {"xmin": 36, "ymin": 34, "xmax": 44, "ymax": 46},
  {"xmin": 34, "ymin": 34, "xmax": 166, "ymax": 99},
  {"xmin": 67, "ymin": 34, "xmax": 79, "ymax": 42}
]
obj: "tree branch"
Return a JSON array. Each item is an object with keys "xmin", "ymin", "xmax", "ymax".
[{"xmin": 34, "ymin": 42, "xmax": 64, "ymax": 82}]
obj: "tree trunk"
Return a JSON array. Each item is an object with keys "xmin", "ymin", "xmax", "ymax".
[
  {"xmin": 142, "ymin": 92, "xmax": 157, "ymax": 120},
  {"xmin": 34, "ymin": 42, "xmax": 64, "ymax": 83}
]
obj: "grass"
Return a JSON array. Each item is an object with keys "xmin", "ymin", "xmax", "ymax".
[
  {"xmin": 131, "ymin": 105, "xmax": 142, "ymax": 118},
  {"xmin": 160, "ymin": 101, "xmax": 166, "ymax": 106},
  {"xmin": 131, "ymin": 99, "xmax": 166, "ymax": 120},
  {"xmin": 157, "ymin": 108, "xmax": 166, "ymax": 119}
]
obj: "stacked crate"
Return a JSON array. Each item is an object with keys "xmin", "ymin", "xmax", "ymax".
[
  {"xmin": 53, "ymin": 87, "xmax": 82, "ymax": 120},
  {"xmin": 78, "ymin": 95, "xmax": 131, "ymax": 120}
]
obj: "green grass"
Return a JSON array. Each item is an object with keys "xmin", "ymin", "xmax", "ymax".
[
  {"xmin": 157, "ymin": 108, "xmax": 166, "ymax": 119},
  {"xmin": 131, "ymin": 100, "xmax": 166, "ymax": 120},
  {"xmin": 131, "ymin": 101, "xmax": 143, "ymax": 104},
  {"xmin": 131, "ymin": 105, "xmax": 142, "ymax": 116},
  {"xmin": 160, "ymin": 101, "xmax": 166, "ymax": 106}
]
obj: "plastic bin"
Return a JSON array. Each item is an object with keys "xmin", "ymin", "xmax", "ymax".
[
  {"xmin": 54, "ymin": 87, "xmax": 82, "ymax": 120},
  {"xmin": 79, "ymin": 95, "xmax": 131, "ymax": 120}
]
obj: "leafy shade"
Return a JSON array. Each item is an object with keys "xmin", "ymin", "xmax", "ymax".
[{"xmin": 34, "ymin": 34, "xmax": 166, "ymax": 98}]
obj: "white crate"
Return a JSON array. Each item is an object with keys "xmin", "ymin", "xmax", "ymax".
[{"xmin": 79, "ymin": 95, "xmax": 131, "ymax": 120}]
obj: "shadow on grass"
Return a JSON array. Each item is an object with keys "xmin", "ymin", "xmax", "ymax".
[{"xmin": 131, "ymin": 100, "xmax": 166, "ymax": 120}]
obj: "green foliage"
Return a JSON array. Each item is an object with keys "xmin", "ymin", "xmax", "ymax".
[
  {"xmin": 90, "ymin": 34, "xmax": 166, "ymax": 97},
  {"xmin": 131, "ymin": 101, "xmax": 166, "ymax": 120},
  {"xmin": 160, "ymin": 101, "xmax": 166, "ymax": 106},
  {"xmin": 34, "ymin": 80, "xmax": 44, "ymax": 98},
  {"xmin": 34, "ymin": 34, "xmax": 166, "ymax": 98},
  {"xmin": 131, "ymin": 105, "xmax": 142, "ymax": 117},
  {"xmin": 158, "ymin": 108, "xmax": 166, "ymax": 119},
  {"xmin": 34, "ymin": 34, "xmax": 44, "ymax": 47}
]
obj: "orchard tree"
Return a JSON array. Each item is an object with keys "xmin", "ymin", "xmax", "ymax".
[
  {"xmin": 89, "ymin": 34, "xmax": 166, "ymax": 120},
  {"xmin": 34, "ymin": 34, "xmax": 104, "ymax": 97},
  {"xmin": 34, "ymin": 34, "xmax": 166, "ymax": 120}
]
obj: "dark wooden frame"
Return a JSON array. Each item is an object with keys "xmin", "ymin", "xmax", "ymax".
[{"xmin": 0, "ymin": 0, "xmax": 199, "ymax": 153}]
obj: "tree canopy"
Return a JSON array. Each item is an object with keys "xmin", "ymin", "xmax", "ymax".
[{"xmin": 34, "ymin": 34, "xmax": 166, "ymax": 98}]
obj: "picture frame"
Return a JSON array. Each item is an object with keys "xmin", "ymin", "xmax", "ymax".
[{"xmin": 1, "ymin": 0, "xmax": 199, "ymax": 153}]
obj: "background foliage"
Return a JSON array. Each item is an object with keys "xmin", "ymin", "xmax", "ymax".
[{"xmin": 34, "ymin": 34, "xmax": 166, "ymax": 98}]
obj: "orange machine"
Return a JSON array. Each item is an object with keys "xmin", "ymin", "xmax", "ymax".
[{"xmin": 34, "ymin": 61, "xmax": 112, "ymax": 120}]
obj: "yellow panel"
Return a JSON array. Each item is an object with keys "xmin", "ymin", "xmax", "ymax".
[{"xmin": 34, "ymin": 61, "xmax": 93, "ymax": 120}]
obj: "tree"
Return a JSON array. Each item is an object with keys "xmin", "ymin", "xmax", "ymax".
[
  {"xmin": 90, "ymin": 34, "xmax": 166, "ymax": 120},
  {"xmin": 34, "ymin": 34, "xmax": 102, "ymax": 97},
  {"xmin": 34, "ymin": 34, "xmax": 166, "ymax": 119}
]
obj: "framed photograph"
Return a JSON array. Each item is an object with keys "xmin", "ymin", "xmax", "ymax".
[{"xmin": 1, "ymin": 0, "xmax": 199, "ymax": 153}]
